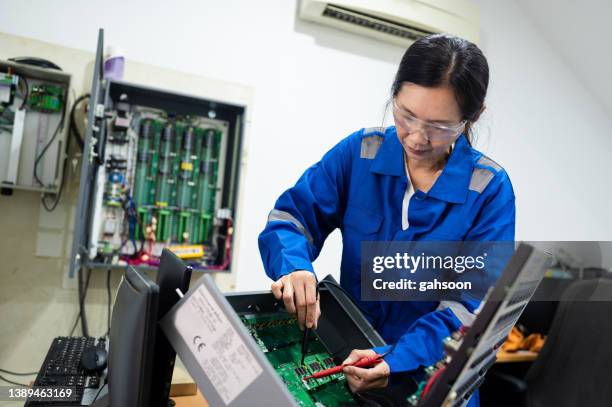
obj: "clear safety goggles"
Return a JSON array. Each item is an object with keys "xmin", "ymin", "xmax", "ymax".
[{"xmin": 392, "ymin": 99, "xmax": 466, "ymax": 143}]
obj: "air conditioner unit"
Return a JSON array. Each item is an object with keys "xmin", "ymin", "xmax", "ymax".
[{"xmin": 298, "ymin": 0, "xmax": 480, "ymax": 47}]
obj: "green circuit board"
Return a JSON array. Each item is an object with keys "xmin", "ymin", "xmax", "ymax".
[
  {"xmin": 240, "ymin": 312, "xmax": 357, "ymax": 407},
  {"xmin": 28, "ymin": 84, "xmax": 64, "ymax": 112}
]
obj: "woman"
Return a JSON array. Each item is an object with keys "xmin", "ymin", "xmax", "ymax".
[{"xmin": 258, "ymin": 34, "xmax": 514, "ymax": 404}]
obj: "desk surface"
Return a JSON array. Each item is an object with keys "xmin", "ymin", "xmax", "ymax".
[
  {"xmin": 496, "ymin": 350, "xmax": 539, "ymax": 363},
  {"xmin": 174, "ymin": 391, "xmax": 209, "ymax": 407}
]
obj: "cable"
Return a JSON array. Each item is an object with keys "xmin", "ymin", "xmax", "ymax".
[
  {"xmin": 8, "ymin": 57, "xmax": 62, "ymax": 71},
  {"xmin": 40, "ymin": 142, "xmax": 67, "ymax": 212},
  {"xmin": 69, "ymin": 309, "xmax": 81, "ymax": 337},
  {"xmin": 80, "ymin": 267, "xmax": 92, "ymax": 337},
  {"xmin": 420, "ymin": 365, "xmax": 446, "ymax": 400},
  {"xmin": 69, "ymin": 265, "xmax": 92, "ymax": 337},
  {"xmin": 106, "ymin": 267, "xmax": 112, "ymax": 337},
  {"xmin": 34, "ymin": 106, "xmax": 65, "ymax": 188},
  {"xmin": 118, "ymin": 194, "xmax": 145, "ymax": 257},
  {"xmin": 0, "ymin": 374, "xmax": 29, "ymax": 387},
  {"xmin": 69, "ymin": 94, "xmax": 89, "ymax": 150},
  {"xmin": 75, "ymin": 266, "xmax": 92, "ymax": 337},
  {"xmin": 0, "ymin": 370, "xmax": 35, "ymax": 380},
  {"xmin": 91, "ymin": 382, "xmax": 107, "ymax": 403},
  {"xmin": 208, "ymin": 217, "xmax": 233, "ymax": 270},
  {"xmin": 40, "ymin": 177, "xmax": 65, "ymax": 211},
  {"xmin": 18, "ymin": 76, "xmax": 28, "ymax": 110},
  {"xmin": 41, "ymin": 93, "xmax": 90, "ymax": 212}
]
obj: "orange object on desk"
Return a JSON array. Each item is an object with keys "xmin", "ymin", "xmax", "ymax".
[
  {"xmin": 496, "ymin": 350, "xmax": 539, "ymax": 363},
  {"xmin": 502, "ymin": 326, "xmax": 546, "ymax": 353}
]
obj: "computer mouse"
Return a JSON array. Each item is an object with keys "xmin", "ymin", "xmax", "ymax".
[{"xmin": 81, "ymin": 347, "xmax": 108, "ymax": 372}]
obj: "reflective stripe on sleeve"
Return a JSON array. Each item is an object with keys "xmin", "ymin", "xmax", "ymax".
[
  {"xmin": 437, "ymin": 300, "xmax": 476, "ymax": 327},
  {"xmin": 267, "ymin": 209, "xmax": 314, "ymax": 244}
]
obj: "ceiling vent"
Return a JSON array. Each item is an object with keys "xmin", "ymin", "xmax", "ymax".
[{"xmin": 299, "ymin": 0, "xmax": 480, "ymax": 47}]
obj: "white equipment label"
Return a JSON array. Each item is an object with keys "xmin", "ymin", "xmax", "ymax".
[{"xmin": 174, "ymin": 284, "xmax": 263, "ymax": 404}]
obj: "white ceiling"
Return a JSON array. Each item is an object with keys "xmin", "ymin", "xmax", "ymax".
[{"xmin": 516, "ymin": 0, "xmax": 612, "ymax": 117}]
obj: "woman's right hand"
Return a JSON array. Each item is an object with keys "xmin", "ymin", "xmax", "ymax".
[{"xmin": 271, "ymin": 270, "xmax": 320, "ymax": 330}]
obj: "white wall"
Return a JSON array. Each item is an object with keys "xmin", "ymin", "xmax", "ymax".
[
  {"xmin": 0, "ymin": 0, "xmax": 611, "ymax": 300},
  {"xmin": 0, "ymin": 0, "xmax": 404, "ymax": 295},
  {"xmin": 516, "ymin": 0, "xmax": 612, "ymax": 117},
  {"xmin": 473, "ymin": 0, "xmax": 612, "ymax": 241}
]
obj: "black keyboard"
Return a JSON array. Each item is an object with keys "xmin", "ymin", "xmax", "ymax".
[{"xmin": 25, "ymin": 336, "xmax": 106, "ymax": 406}]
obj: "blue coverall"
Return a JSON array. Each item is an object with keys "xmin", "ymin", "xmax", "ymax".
[{"xmin": 258, "ymin": 126, "xmax": 515, "ymax": 405}]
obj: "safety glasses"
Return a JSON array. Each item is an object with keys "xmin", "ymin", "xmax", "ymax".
[{"xmin": 392, "ymin": 99, "xmax": 466, "ymax": 143}]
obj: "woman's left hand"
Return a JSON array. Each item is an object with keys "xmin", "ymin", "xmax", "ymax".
[{"xmin": 342, "ymin": 349, "xmax": 391, "ymax": 393}]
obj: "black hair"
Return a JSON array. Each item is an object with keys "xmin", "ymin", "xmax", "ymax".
[{"xmin": 391, "ymin": 34, "xmax": 489, "ymax": 144}]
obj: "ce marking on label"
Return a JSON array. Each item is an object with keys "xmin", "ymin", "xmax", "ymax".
[{"xmin": 193, "ymin": 335, "xmax": 207, "ymax": 352}]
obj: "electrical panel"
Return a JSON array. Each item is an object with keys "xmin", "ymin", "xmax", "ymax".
[
  {"xmin": 0, "ymin": 60, "xmax": 70, "ymax": 195},
  {"xmin": 90, "ymin": 101, "xmax": 234, "ymax": 269},
  {"xmin": 69, "ymin": 30, "xmax": 245, "ymax": 275}
]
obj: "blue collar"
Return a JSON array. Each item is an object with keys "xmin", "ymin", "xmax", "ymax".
[{"xmin": 370, "ymin": 127, "xmax": 474, "ymax": 204}]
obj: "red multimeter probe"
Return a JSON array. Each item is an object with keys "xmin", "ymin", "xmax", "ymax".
[{"xmin": 303, "ymin": 354, "xmax": 385, "ymax": 380}]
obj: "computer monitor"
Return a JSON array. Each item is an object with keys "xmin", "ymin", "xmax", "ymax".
[
  {"xmin": 92, "ymin": 266, "xmax": 159, "ymax": 407},
  {"xmin": 150, "ymin": 249, "xmax": 192, "ymax": 407}
]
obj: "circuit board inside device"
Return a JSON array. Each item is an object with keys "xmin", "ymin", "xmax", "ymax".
[{"xmin": 240, "ymin": 312, "xmax": 357, "ymax": 406}]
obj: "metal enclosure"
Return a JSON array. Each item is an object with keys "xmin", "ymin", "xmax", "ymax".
[
  {"xmin": 0, "ymin": 59, "xmax": 71, "ymax": 194},
  {"xmin": 69, "ymin": 29, "xmax": 246, "ymax": 278}
]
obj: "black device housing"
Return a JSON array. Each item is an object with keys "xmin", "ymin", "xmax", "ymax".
[
  {"xmin": 225, "ymin": 274, "xmax": 386, "ymax": 363},
  {"xmin": 150, "ymin": 249, "xmax": 193, "ymax": 406},
  {"xmin": 419, "ymin": 243, "xmax": 551, "ymax": 407}
]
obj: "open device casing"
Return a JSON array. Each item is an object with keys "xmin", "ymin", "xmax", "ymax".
[{"xmin": 161, "ymin": 274, "xmax": 385, "ymax": 407}]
